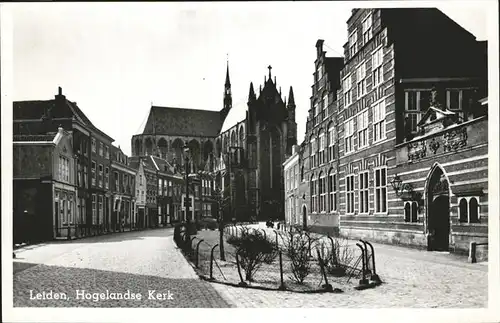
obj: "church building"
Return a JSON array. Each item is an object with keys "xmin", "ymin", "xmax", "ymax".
[{"xmin": 131, "ymin": 64, "xmax": 297, "ymax": 222}]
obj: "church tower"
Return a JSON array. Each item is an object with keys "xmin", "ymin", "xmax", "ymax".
[
  {"xmin": 286, "ymin": 86, "xmax": 297, "ymax": 155},
  {"xmin": 220, "ymin": 61, "xmax": 232, "ymax": 121}
]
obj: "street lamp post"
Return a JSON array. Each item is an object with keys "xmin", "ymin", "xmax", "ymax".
[{"xmin": 184, "ymin": 145, "xmax": 191, "ymax": 244}]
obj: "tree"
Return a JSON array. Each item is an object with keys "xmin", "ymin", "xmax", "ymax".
[{"xmin": 213, "ymin": 185, "xmax": 230, "ymax": 261}]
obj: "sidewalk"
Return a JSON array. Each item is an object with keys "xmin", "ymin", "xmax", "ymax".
[{"xmin": 211, "ymin": 222, "xmax": 487, "ymax": 307}]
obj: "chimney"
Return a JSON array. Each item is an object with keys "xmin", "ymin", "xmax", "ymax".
[
  {"xmin": 58, "ymin": 87, "xmax": 62, "ymax": 95},
  {"xmin": 58, "ymin": 126, "xmax": 64, "ymax": 134}
]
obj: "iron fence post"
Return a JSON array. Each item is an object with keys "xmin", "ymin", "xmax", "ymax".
[
  {"xmin": 261, "ymin": 228, "xmax": 267, "ymax": 240},
  {"xmin": 278, "ymin": 251, "xmax": 286, "ymax": 290},
  {"xmin": 356, "ymin": 243, "xmax": 369, "ymax": 287},
  {"xmin": 274, "ymin": 230, "xmax": 279, "ymax": 248},
  {"xmin": 359, "ymin": 240, "xmax": 371, "ymax": 275},
  {"xmin": 364, "ymin": 240, "xmax": 381, "ymax": 284},
  {"xmin": 317, "ymin": 249, "xmax": 333, "ymax": 291},
  {"xmin": 195, "ymin": 239, "xmax": 204, "ymax": 268},
  {"xmin": 209, "ymin": 244, "xmax": 219, "ymax": 280}
]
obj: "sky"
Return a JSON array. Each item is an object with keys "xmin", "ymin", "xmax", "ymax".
[{"xmin": 8, "ymin": 1, "xmax": 492, "ymax": 156}]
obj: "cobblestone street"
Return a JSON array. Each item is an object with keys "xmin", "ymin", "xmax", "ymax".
[
  {"xmin": 13, "ymin": 225, "xmax": 488, "ymax": 308},
  {"xmin": 13, "ymin": 228, "xmax": 231, "ymax": 307}
]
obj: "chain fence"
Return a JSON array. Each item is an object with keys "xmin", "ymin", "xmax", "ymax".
[{"xmin": 175, "ymin": 223, "xmax": 382, "ymax": 293}]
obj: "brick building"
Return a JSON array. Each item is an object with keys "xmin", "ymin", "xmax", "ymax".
[
  {"xmin": 300, "ymin": 8, "xmax": 488, "ymax": 256},
  {"xmin": 13, "ymin": 87, "xmax": 115, "ymax": 240},
  {"xmin": 283, "ymin": 145, "xmax": 301, "ymax": 227},
  {"xmin": 110, "ymin": 146, "xmax": 136, "ymax": 231},
  {"xmin": 13, "ymin": 127, "xmax": 76, "ymax": 242}
]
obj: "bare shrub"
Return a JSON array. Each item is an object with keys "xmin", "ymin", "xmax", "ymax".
[
  {"xmin": 227, "ymin": 226, "xmax": 278, "ymax": 281},
  {"xmin": 280, "ymin": 231, "xmax": 316, "ymax": 284}
]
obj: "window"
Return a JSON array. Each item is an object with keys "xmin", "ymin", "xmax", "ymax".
[
  {"xmin": 92, "ymin": 194, "xmax": 97, "ymax": 225},
  {"xmin": 328, "ymin": 124, "xmax": 336, "ymax": 161},
  {"xmin": 98, "ymin": 195, "xmax": 103, "ymax": 225},
  {"xmin": 98, "ymin": 164, "xmax": 103, "ymax": 188},
  {"xmin": 345, "ymin": 118, "xmax": 355, "ymax": 154},
  {"xmin": 348, "ymin": 30, "xmax": 357, "ymax": 57},
  {"xmin": 343, "ymin": 75, "xmax": 353, "ymax": 107},
  {"xmin": 99, "ymin": 142, "xmax": 103, "ymax": 156},
  {"xmin": 319, "ymin": 132, "xmax": 326, "ymax": 165},
  {"xmin": 372, "ymin": 47, "xmax": 383, "ymax": 87},
  {"xmin": 346, "ymin": 174, "xmax": 355, "ymax": 214},
  {"xmin": 77, "ymin": 162, "xmax": 82, "ymax": 187},
  {"xmin": 83, "ymin": 165, "xmax": 88, "ymax": 188},
  {"xmin": 405, "ymin": 90, "xmax": 431, "ymax": 134},
  {"xmin": 80, "ymin": 198, "xmax": 86, "ymax": 225},
  {"xmin": 356, "ymin": 63, "xmax": 366, "ymax": 99},
  {"xmin": 105, "ymin": 167, "xmax": 109, "ymax": 189},
  {"xmin": 139, "ymin": 175, "xmax": 143, "ymax": 186},
  {"xmin": 317, "ymin": 65, "xmax": 323, "ymax": 82},
  {"xmin": 105, "ymin": 146, "xmax": 109, "ymax": 159},
  {"xmin": 469, "ymin": 198, "xmax": 479, "ymax": 223},
  {"xmin": 310, "ymin": 174, "xmax": 317, "ymax": 213},
  {"xmin": 301, "ymin": 166, "xmax": 305, "ymax": 182},
  {"xmin": 158, "ymin": 178, "xmax": 162, "ymax": 195},
  {"xmin": 359, "ymin": 171, "xmax": 369, "ymax": 213},
  {"xmin": 319, "ymin": 172, "xmax": 326, "ymax": 212},
  {"xmin": 59, "ymin": 156, "xmax": 69, "ymax": 182},
  {"xmin": 447, "ymin": 89, "xmax": 462, "ymax": 111},
  {"xmin": 314, "ymin": 101, "xmax": 320, "ymax": 117},
  {"xmin": 373, "ymin": 100, "xmax": 386, "ymax": 142},
  {"xmin": 310, "ymin": 137, "xmax": 317, "ymax": 168},
  {"xmin": 459, "ymin": 197, "xmax": 480, "ymax": 223},
  {"xmin": 114, "ymin": 171, "xmax": 119, "ymax": 191},
  {"xmin": 404, "ymin": 201, "xmax": 419, "ymax": 222},
  {"xmin": 91, "ymin": 161, "xmax": 96, "ymax": 186},
  {"xmin": 411, "ymin": 202, "xmax": 418, "ymax": 223},
  {"xmin": 328, "ymin": 170, "xmax": 337, "ymax": 212},
  {"xmin": 362, "ymin": 14, "xmax": 373, "ymax": 44},
  {"xmin": 91, "ymin": 138, "xmax": 96, "ymax": 153},
  {"xmin": 357, "ymin": 110, "xmax": 369, "ymax": 148},
  {"xmin": 374, "ymin": 167, "xmax": 387, "ymax": 213},
  {"xmin": 294, "ymin": 164, "xmax": 298, "ymax": 189},
  {"xmin": 323, "ymin": 94, "xmax": 329, "ymax": 118}
]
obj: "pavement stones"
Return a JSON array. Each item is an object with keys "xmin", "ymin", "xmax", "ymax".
[{"xmin": 13, "ymin": 228, "xmax": 232, "ymax": 308}]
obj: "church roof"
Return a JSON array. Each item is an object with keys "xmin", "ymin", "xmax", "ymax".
[
  {"xmin": 142, "ymin": 106, "xmax": 223, "ymax": 137},
  {"xmin": 220, "ymin": 97, "xmax": 247, "ymax": 134}
]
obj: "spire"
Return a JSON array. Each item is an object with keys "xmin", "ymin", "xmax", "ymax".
[
  {"xmin": 268, "ymin": 65, "xmax": 272, "ymax": 81},
  {"xmin": 225, "ymin": 57, "xmax": 231, "ymax": 87},
  {"xmin": 288, "ymin": 86, "xmax": 296, "ymax": 107},
  {"xmin": 248, "ymin": 82, "xmax": 256, "ymax": 102},
  {"xmin": 221, "ymin": 56, "xmax": 232, "ymax": 119}
]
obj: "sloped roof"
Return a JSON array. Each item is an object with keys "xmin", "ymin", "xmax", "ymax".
[
  {"xmin": 142, "ymin": 106, "xmax": 223, "ymax": 137},
  {"xmin": 13, "ymin": 134, "xmax": 57, "ymax": 142},
  {"xmin": 150, "ymin": 155, "xmax": 176, "ymax": 174},
  {"xmin": 220, "ymin": 97, "xmax": 247, "ymax": 134},
  {"xmin": 13, "ymin": 97, "xmax": 114, "ymax": 141}
]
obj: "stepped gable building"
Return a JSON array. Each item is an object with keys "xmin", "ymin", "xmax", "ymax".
[
  {"xmin": 301, "ymin": 40, "xmax": 345, "ymax": 234},
  {"xmin": 299, "ymin": 8, "xmax": 488, "ymax": 257},
  {"xmin": 214, "ymin": 65, "xmax": 298, "ymax": 222}
]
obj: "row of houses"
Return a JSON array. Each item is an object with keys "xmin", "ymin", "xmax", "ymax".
[
  {"xmin": 12, "ymin": 88, "xmax": 215, "ymax": 244},
  {"xmin": 283, "ymin": 8, "xmax": 488, "ymax": 257}
]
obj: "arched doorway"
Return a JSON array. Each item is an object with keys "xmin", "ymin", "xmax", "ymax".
[
  {"xmin": 426, "ymin": 166, "xmax": 450, "ymax": 251},
  {"xmin": 302, "ymin": 205, "xmax": 307, "ymax": 230}
]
